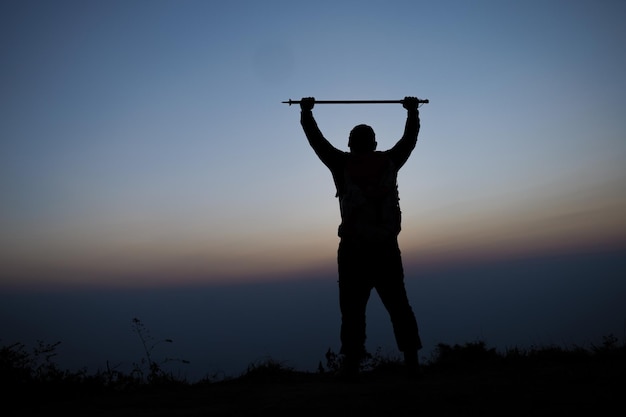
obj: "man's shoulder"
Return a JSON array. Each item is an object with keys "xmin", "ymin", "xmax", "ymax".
[
  {"xmin": 326, "ymin": 150, "xmax": 349, "ymax": 171},
  {"xmin": 382, "ymin": 147, "xmax": 411, "ymax": 170}
]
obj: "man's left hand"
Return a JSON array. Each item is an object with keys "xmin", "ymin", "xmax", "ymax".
[{"xmin": 402, "ymin": 96, "xmax": 419, "ymax": 111}]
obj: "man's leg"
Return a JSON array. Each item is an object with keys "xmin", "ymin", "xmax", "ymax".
[
  {"xmin": 338, "ymin": 280, "xmax": 370, "ymax": 376},
  {"xmin": 337, "ymin": 240, "xmax": 372, "ymax": 376},
  {"xmin": 377, "ymin": 282, "xmax": 422, "ymax": 353},
  {"xmin": 374, "ymin": 242, "xmax": 422, "ymax": 375}
]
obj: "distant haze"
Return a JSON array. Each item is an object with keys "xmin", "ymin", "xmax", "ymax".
[{"xmin": 2, "ymin": 247, "xmax": 624, "ymax": 382}]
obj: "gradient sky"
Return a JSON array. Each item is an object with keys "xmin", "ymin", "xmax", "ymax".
[{"xmin": 1, "ymin": 0, "xmax": 625, "ymax": 290}]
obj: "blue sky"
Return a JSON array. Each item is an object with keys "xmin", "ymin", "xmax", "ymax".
[
  {"xmin": 1, "ymin": 0, "xmax": 625, "ymax": 380},
  {"xmin": 2, "ymin": 0, "xmax": 624, "ymax": 289}
]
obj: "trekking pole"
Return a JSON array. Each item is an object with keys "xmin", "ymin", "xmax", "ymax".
[{"xmin": 282, "ymin": 99, "xmax": 429, "ymax": 106}]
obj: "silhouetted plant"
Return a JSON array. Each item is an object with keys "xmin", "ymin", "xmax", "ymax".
[
  {"xmin": 241, "ymin": 357, "xmax": 297, "ymax": 382},
  {"xmin": 0, "ymin": 340, "xmax": 75, "ymax": 384},
  {"xmin": 321, "ymin": 347, "xmax": 403, "ymax": 374},
  {"xmin": 2, "ymin": 332, "xmax": 623, "ymax": 391},
  {"xmin": 1, "ymin": 341, "xmax": 34, "ymax": 384},
  {"xmin": 429, "ymin": 340, "xmax": 500, "ymax": 371},
  {"xmin": 591, "ymin": 333, "xmax": 622, "ymax": 353},
  {"xmin": 322, "ymin": 347, "xmax": 343, "ymax": 373},
  {"xmin": 31, "ymin": 340, "xmax": 67, "ymax": 382},
  {"xmin": 130, "ymin": 317, "xmax": 189, "ymax": 384},
  {"xmin": 92, "ymin": 359, "xmax": 143, "ymax": 390},
  {"xmin": 363, "ymin": 347, "xmax": 403, "ymax": 373}
]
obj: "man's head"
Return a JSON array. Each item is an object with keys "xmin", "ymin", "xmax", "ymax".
[{"xmin": 348, "ymin": 124, "xmax": 377, "ymax": 153}]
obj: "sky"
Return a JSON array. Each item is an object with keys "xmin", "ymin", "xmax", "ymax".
[{"xmin": 1, "ymin": 0, "xmax": 625, "ymax": 381}]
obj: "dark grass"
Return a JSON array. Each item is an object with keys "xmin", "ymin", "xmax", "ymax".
[{"xmin": 2, "ymin": 334, "xmax": 625, "ymax": 416}]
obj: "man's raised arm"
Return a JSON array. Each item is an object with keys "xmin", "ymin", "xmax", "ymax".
[
  {"xmin": 388, "ymin": 96, "xmax": 421, "ymax": 169},
  {"xmin": 300, "ymin": 97, "xmax": 344, "ymax": 167}
]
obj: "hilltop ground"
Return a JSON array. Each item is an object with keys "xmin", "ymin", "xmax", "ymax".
[{"xmin": 5, "ymin": 340, "xmax": 625, "ymax": 416}]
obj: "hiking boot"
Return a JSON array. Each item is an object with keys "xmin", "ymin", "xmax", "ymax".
[
  {"xmin": 404, "ymin": 351, "xmax": 422, "ymax": 380},
  {"xmin": 335, "ymin": 355, "xmax": 360, "ymax": 382}
]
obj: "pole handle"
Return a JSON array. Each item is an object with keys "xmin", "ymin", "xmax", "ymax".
[{"xmin": 282, "ymin": 98, "xmax": 429, "ymax": 105}]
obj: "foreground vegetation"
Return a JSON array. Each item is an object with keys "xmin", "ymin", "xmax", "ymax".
[{"xmin": 2, "ymin": 324, "xmax": 625, "ymax": 416}]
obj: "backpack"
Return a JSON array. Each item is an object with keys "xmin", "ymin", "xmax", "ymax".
[{"xmin": 338, "ymin": 152, "xmax": 401, "ymax": 243}]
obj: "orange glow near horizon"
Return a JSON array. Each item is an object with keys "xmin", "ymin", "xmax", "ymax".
[
  {"xmin": 2, "ymin": 183, "xmax": 624, "ymax": 291},
  {"xmin": 2, "ymin": 162, "xmax": 626, "ymax": 291}
]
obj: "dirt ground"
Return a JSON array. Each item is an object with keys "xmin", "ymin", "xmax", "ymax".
[{"xmin": 10, "ymin": 358, "xmax": 625, "ymax": 417}]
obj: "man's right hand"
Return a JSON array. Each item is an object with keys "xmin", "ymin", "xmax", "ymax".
[{"xmin": 300, "ymin": 97, "xmax": 315, "ymax": 111}]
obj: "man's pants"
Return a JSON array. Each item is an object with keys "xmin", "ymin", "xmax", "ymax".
[{"xmin": 337, "ymin": 238, "xmax": 422, "ymax": 360}]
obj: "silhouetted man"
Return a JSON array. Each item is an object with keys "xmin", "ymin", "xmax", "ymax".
[{"xmin": 299, "ymin": 96, "xmax": 422, "ymax": 378}]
